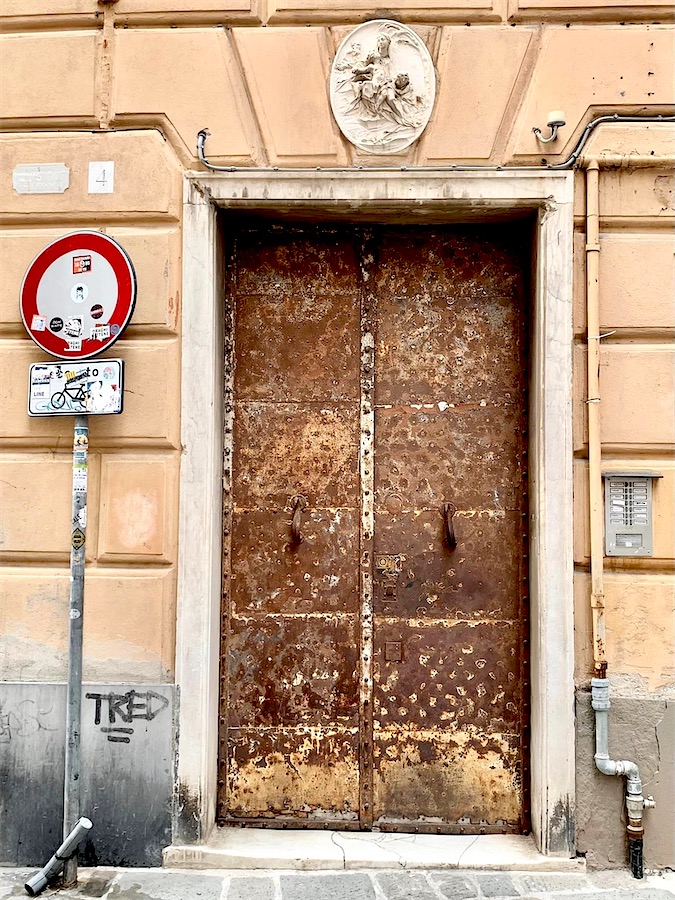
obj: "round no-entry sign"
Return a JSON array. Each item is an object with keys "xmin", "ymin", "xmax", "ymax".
[{"xmin": 20, "ymin": 231, "xmax": 136, "ymax": 360}]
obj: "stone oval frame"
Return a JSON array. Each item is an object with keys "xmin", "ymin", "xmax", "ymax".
[{"xmin": 330, "ymin": 20, "xmax": 436, "ymax": 155}]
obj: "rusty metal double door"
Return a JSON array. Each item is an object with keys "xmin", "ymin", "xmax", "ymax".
[{"xmin": 219, "ymin": 222, "xmax": 530, "ymax": 833}]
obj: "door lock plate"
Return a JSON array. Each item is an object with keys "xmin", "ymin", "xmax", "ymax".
[
  {"xmin": 375, "ymin": 554, "xmax": 403, "ymax": 576},
  {"xmin": 375, "ymin": 554, "xmax": 403, "ymax": 605}
]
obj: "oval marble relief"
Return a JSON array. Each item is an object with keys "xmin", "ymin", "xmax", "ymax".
[{"xmin": 330, "ymin": 20, "xmax": 436, "ymax": 155}]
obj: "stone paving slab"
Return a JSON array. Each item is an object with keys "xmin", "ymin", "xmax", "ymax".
[
  {"xmin": 375, "ymin": 871, "xmax": 439, "ymax": 900},
  {"xmin": 105, "ymin": 872, "xmax": 224, "ymax": 900},
  {"xmin": 226, "ymin": 876, "xmax": 276, "ymax": 900},
  {"xmin": 0, "ymin": 871, "xmax": 33, "ymax": 899},
  {"xmin": 1, "ymin": 867, "xmax": 674, "ymax": 900},
  {"xmin": 475, "ymin": 874, "xmax": 520, "ymax": 897},
  {"xmin": 280, "ymin": 873, "xmax": 375, "ymax": 900},
  {"xmin": 428, "ymin": 872, "xmax": 479, "ymax": 899},
  {"xmin": 517, "ymin": 874, "xmax": 594, "ymax": 893}
]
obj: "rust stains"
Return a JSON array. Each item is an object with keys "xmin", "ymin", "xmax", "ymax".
[
  {"xmin": 373, "ymin": 727, "xmax": 522, "ymax": 828},
  {"xmin": 233, "ymin": 403, "xmax": 359, "ymax": 510},
  {"xmin": 227, "ymin": 727, "xmax": 359, "ymax": 820},
  {"xmin": 227, "ymin": 616, "xmax": 359, "ymax": 727},
  {"xmin": 373, "ymin": 621, "xmax": 524, "ymax": 733},
  {"xmin": 219, "ymin": 221, "xmax": 531, "ymax": 833},
  {"xmin": 230, "ymin": 508, "xmax": 359, "ymax": 616},
  {"xmin": 374, "ymin": 406, "xmax": 523, "ymax": 512},
  {"xmin": 374, "ymin": 227, "xmax": 526, "ymax": 408}
]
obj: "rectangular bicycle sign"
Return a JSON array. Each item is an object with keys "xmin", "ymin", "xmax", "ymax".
[{"xmin": 28, "ymin": 359, "xmax": 124, "ymax": 417}]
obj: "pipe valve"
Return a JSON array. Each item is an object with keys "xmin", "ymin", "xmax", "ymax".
[{"xmin": 591, "ymin": 677, "xmax": 655, "ymax": 878}]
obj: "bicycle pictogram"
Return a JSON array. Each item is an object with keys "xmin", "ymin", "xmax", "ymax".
[{"xmin": 50, "ymin": 380, "xmax": 89, "ymax": 410}]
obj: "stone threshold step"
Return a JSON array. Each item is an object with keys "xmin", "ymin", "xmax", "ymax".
[{"xmin": 163, "ymin": 830, "xmax": 586, "ymax": 872}]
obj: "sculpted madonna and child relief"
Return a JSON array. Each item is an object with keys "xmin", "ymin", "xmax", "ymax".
[{"xmin": 330, "ymin": 20, "xmax": 436, "ymax": 154}]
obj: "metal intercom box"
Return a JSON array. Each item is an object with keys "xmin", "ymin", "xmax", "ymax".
[{"xmin": 603, "ymin": 472, "xmax": 661, "ymax": 557}]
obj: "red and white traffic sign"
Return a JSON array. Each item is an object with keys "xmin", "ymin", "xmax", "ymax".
[{"xmin": 20, "ymin": 231, "xmax": 136, "ymax": 360}]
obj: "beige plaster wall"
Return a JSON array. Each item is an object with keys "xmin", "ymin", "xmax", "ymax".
[
  {"xmin": 0, "ymin": 3, "xmax": 673, "ymax": 701},
  {"xmin": 0, "ymin": 131, "xmax": 181, "ymax": 683},
  {"xmin": 570, "ymin": 161, "xmax": 674, "ymax": 699}
]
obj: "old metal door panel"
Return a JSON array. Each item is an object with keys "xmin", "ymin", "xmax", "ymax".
[
  {"xmin": 233, "ymin": 227, "xmax": 360, "ymax": 404},
  {"xmin": 371, "ymin": 226, "xmax": 529, "ymax": 832},
  {"xmin": 232, "ymin": 402, "xmax": 359, "ymax": 510},
  {"xmin": 374, "ymin": 509, "xmax": 522, "ymax": 620},
  {"xmin": 227, "ymin": 616, "xmax": 360, "ymax": 727},
  {"xmin": 373, "ymin": 730, "xmax": 522, "ymax": 827},
  {"xmin": 225, "ymin": 615, "xmax": 360, "ymax": 821},
  {"xmin": 374, "ymin": 406, "xmax": 523, "ymax": 513},
  {"xmin": 230, "ymin": 508, "xmax": 360, "ymax": 615},
  {"xmin": 372, "ymin": 621, "xmax": 525, "ymax": 829},
  {"xmin": 373, "ymin": 621, "xmax": 524, "ymax": 734},
  {"xmin": 373, "ymin": 228, "xmax": 527, "ymax": 407},
  {"xmin": 234, "ymin": 228, "xmax": 360, "ymax": 302},
  {"xmin": 221, "ymin": 224, "xmax": 363, "ymax": 825},
  {"xmin": 373, "ymin": 405, "xmax": 523, "ymax": 622},
  {"xmin": 227, "ymin": 729, "xmax": 359, "ymax": 821}
]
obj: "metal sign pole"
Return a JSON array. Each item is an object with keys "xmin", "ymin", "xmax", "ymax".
[
  {"xmin": 62, "ymin": 414, "xmax": 89, "ymax": 887},
  {"xmin": 20, "ymin": 231, "xmax": 136, "ymax": 893}
]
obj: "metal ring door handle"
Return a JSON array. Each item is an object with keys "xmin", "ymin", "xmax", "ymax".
[
  {"xmin": 443, "ymin": 502, "xmax": 457, "ymax": 549},
  {"xmin": 290, "ymin": 495, "xmax": 308, "ymax": 546}
]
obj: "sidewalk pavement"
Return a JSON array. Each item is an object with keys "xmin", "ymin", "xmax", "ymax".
[{"xmin": 1, "ymin": 868, "xmax": 675, "ymax": 900}]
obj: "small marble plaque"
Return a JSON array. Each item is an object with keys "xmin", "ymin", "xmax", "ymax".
[{"xmin": 13, "ymin": 163, "xmax": 70, "ymax": 194}]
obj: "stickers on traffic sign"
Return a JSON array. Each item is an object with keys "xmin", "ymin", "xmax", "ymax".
[
  {"xmin": 28, "ymin": 359, "xmax": 125, "ymax": 417},
  {"xmin": 73, "ymin": 255, "xmax": 92, "ymax": 274},
  {"xmin": 20, "ymin": 231, "xmax": 136, "ymax": 360}
]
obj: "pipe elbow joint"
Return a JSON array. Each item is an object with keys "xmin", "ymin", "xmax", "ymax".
[
  {"xmin": 594, "ymin": 753, "xmax": 617, "ymax": 777},
  {"xmin": 616, "ymin": 760, "xmax": 641, "ymax": 786}
]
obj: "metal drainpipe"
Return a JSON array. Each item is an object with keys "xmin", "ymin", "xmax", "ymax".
[
  {"xmin": 585, "ymin": 160, "xmax": 656, "ymax": 878},
  {"xmin": 586, "ymin": 160, "xmax": 607, "ymax": 682}
]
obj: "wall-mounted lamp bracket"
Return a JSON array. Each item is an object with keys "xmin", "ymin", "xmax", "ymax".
[{"xmin": 533, "ymin": 110, "xmax": 566, "ymax": 144}]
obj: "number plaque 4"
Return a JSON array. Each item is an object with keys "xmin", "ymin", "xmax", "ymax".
[{"xmin": 88, "ymin": 161, "xmax": 115, "ymax": 194}]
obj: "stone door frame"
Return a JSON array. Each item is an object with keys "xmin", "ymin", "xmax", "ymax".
[{"xmin": 173, "ymin": 169, "xmax": 576, "ymax": 856}]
